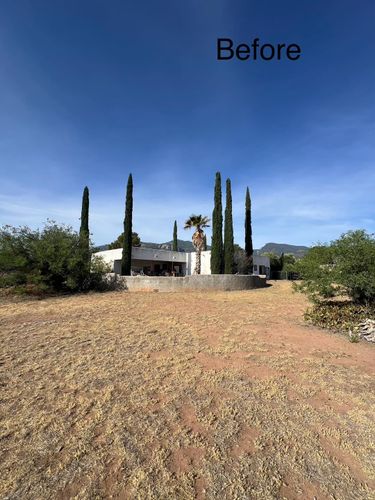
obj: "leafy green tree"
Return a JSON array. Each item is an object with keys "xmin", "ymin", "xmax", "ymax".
[
  {"xmin": 281, "ymin": 254, "xmax": 297, "ymax": 271},
  {"xmin": 184, "ymin": 214, "xmax": 210, "ymax": 274},
  {"xmin": 224, "ymin": 178, "xmax": 235, "ymax": 274},
  {"xmin": 233, "ymin": 244, "xmax": 251, "ymax": 274},
  {"xmin": 34, "ymin": 222, "xmax": 89, "ymax": 291},
  {"xmin": 0, "ymin": 225, "xmax": 38, "ymax": 286},
  {"xmin": 260, "ymin": 252, "xmax": 296, "ymax": 276},
  {"xmin": 294, "ymin": 230, "xmax": 375, "ymax": 304},
  {"xmin": 263, "ymin": 252, "xmax": 283, "ymax": 273},
  {"xmin": 245, "ymin": 187, "xmax": 253, "ymax": 263},
  {"xmin": 108, "ymin": 232, "xmax": 141, "ymax": 249},
  {"xmin": 121, "ymin": 174, "xmax": 133, "ymax": 276},
  {"xmin": 172, "ymin": 220, "xmax": 178, "ymax": 251},
  {"xmin": 211, "ymin": 172, "xmax": 223, "ymax": 274},
  {"xmin": 0, "ymin": 222, "xmax": 110, "ymax": 293}
]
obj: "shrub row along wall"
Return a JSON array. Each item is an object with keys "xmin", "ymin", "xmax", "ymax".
[{"xmin": 110, "ymin": 274, "xmax": 267, "ymax": 292}]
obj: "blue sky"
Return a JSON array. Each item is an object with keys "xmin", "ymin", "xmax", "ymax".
[{"xmin": 0, "ymin": 0, "xmax": 374, "ymax": 247}]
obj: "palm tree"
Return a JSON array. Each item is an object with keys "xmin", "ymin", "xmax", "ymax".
[{"xmin": 184, "ymin": 214, "xmax": 210, "ymax": 274}]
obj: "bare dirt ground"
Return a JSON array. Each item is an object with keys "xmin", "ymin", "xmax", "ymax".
[{"xmin": 1, "ymin": 281, "xmax": 374, "ymax": 499}]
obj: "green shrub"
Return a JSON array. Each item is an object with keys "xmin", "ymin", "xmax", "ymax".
[
  {"xmin": 0, "ymin": 222, "xmax": 113, "ymax": 295},
  {"xmin": 349, "ymin": 330, "xmax": 360, "ymax": 343},
  {"xmin": 31, "ymin": 222, "xmax": 90, "ymax": 291},
  {"xmin": 88, "ymin": 255, "xmax": 118, "ymax": 292},
  {"xmin": 294, "ymin": 230, "xmax": 375, "ymax": 305},
  {"xmin": 262, "ymin": 252, "xmax": 283, "ymax": 273},
  {"xmin": 0, "ymin": 225, "xmax": 38, "ymax": 286}
]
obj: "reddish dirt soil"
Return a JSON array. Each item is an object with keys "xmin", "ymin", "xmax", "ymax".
[{"xmin": 0, "ymin": 281, "xmax": 374, "ymax": 499}]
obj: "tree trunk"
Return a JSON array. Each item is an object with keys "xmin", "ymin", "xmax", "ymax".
[{"xmin": 194, "ymin": 249, "xmax": 201, "ymax": 274}]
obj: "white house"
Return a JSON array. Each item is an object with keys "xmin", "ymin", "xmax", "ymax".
[
  {"xmin": 95, "ymin": 246, "xmax": 187, "ymax": 276},
  {"xmin": 94, "ymin": 247, "xmax": 270, "ymax": 278},
  {"xmin": 252, "ymin": 255, "xmax": 271, "ymax": 278}
]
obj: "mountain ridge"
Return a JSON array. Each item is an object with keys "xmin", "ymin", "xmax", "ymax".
[
  {"xmin": 96, "ymin": 240, "xmax": 309, "ymax": 256},
  {"xmin": 255, "ymin": 242, "xmax": 309, "ymax": 257}
]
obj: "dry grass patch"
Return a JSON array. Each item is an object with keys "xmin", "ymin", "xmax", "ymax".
[{"xmin": 0, "ymin": 282, "xmax": 374, "ymax": 499}]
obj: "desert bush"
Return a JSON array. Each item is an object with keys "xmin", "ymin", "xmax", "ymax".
[
  {"xmin": 88, "ymin": 256, "xmax": 121, "ymax": 292},
  {"xmin": 0, "ymin": 225, "xmax": 38, "ymax": 287},
  {"xmin": 294, "ymin": 230, "xmax": 375, "ymax": 305},
  {"xmin": 348, "ymin": 330, "xmax": 360, "ymax": 343},
  {"xmin": 32, "ymin": 222, "xmax": 90, "ymax": 291},
  {"xmin": 280, "ymin": 253, "xmax": 297, "ymax": 272},
  {"xmin": 304, "ymin": 302, "xmax": 375, "ymax": 332},
  {"xmin": 0, "ymin": 222, "xmax": 112, "ymax": 294}
]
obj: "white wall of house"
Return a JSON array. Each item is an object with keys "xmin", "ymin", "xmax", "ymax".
[
  {"xmin": 252, "ymin": 255, "xmax": 271, "ymax": 279},
  {"xmin": 94, "ymin": 247, "xmax": 270, "ymax": 278},
  {"xmin": 186, "ymin": 251, "xmax": 270, "ymax": 278},
  {"xmin": 95, "ymin": 247, "xmax": 122, "ymax": 267},
  {"xmin": 95, "ymin": 247, "xmax": 186, "ymax": 266},
  {"xmin": 94, "ymin": 246, "xmax": 187, "ymax": 274},
  {"xmin": 186, "ymin": 251, "xmax": 211, "ymax": 275}
]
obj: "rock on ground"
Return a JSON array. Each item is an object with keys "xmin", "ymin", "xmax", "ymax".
[{"xmin": 358, "ymin": 319, "xmax": 375, "ymax": 343}]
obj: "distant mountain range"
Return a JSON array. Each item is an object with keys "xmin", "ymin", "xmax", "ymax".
[
  {"xmin": 96, "ymin": 240, "xmax": 309, "ymax": 257},
  {"xmin": 94, "ymin": 239, "xmax": 200, "ymax": 252},
  {"xmin": 255, "ymin": 242, "xmax": 309, "ymax": 257},
  {"xmin": 141, "ymin": 239, "xmax": 211, "ymax": 252}
]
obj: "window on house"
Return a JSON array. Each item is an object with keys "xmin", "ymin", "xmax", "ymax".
[{"xmin": 253, "ymin": 265, "xmax": 258, "ymax": 271}]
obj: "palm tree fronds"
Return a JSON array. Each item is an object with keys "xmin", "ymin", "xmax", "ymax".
[
  {"xmin": 184, "ymin": 214, "xmax": 210, "ymax": 275},
  {"xmin": 184, "ymin": 215, "xmax": 210, "ymax": 230}
]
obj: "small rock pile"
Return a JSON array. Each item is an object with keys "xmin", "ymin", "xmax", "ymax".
[{"xmin": 355, "ymin": 319, "xmax": 375, "ymax": 343}]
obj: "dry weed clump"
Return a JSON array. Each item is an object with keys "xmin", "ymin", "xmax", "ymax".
[
  {"xmin": 0, "ymin": 281, "xmax": 374, "ymax": 499},
  {"xmin": 304, "ymin": 301, "xmax": 375, "ymax": 334}
]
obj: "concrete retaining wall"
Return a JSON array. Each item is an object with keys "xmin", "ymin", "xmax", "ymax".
[{"xmin": 110, "ymin": 274, "xmax": 267, "ymax": 292}]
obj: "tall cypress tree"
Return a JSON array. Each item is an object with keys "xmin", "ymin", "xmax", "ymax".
[
  {"xmin": 121, "ymin": 174, "xmax": 133, "ymax": 276},
  {"xmin": 245, "ymin": 187, "xmax": 253, "ymax": 265},
  {"xmin": 202, "ymin": 234, "xmax": 207, "ymax": 251},
  {"xmin": 79, "ymin": 186, "xmax": 90, "ymax": 272},
  {"xmin": 172, "ymin": 220, "xmax": 178, "ymax": 251},
  {"xmin": 211, "ymin": 172, "xmax": 223, "ymax": 273},
  {"xmin": 224, "ymin": 178, "xmax": 235, "ymax": 274}
]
